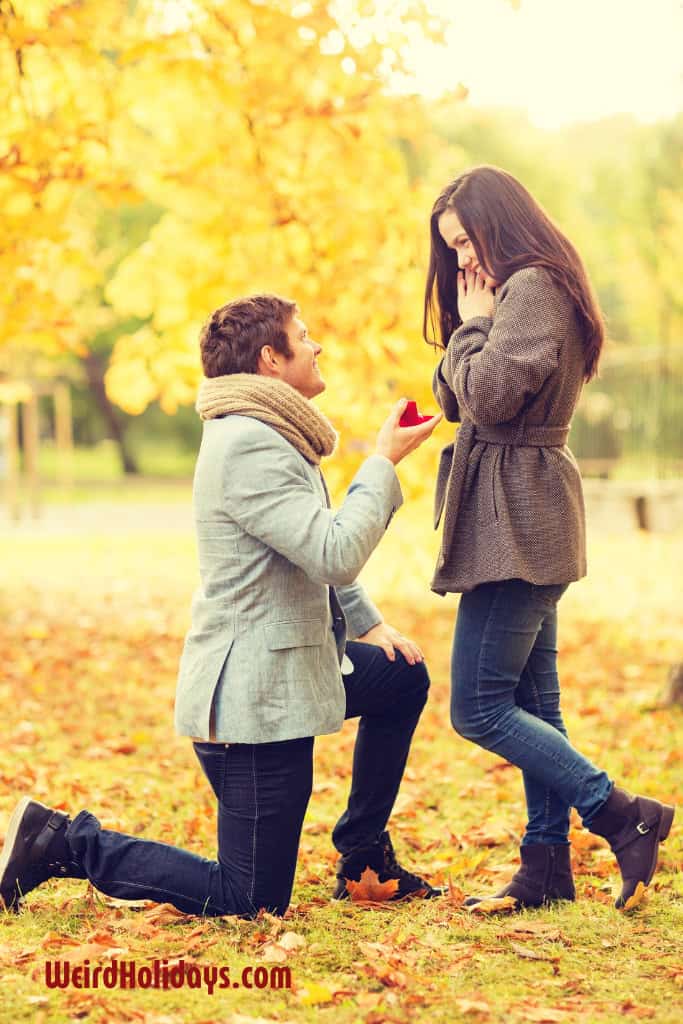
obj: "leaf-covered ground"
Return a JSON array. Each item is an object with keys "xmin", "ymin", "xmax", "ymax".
[{"xmin": 0, "ymin": 522, "xmax": 681, "ymax": 1024}]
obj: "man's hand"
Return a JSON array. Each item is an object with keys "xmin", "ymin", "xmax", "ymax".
[
  {"xmin": 356, "ymin": 622, "xmax": 424, "ymax": 665},
  {"xmin": 457, "ymin": 268, "xmax": 495, "ymax": 322},
  {"xmin": 375, "ymin": 399, "xmax": 441, "ymax": 466}
]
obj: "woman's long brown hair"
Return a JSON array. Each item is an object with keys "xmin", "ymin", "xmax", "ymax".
[{"xmin": 423, "ymin": 166, "xmax": 605, "ymax": 380}]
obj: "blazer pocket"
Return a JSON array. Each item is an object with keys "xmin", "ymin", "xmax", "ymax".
[{"xmin": 265, "ymin": 618, "xmax": 325, "ymax": 650}]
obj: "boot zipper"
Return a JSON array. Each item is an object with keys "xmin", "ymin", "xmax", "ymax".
[{"xmin": 544, "ymin": 845, "xmax": 555, "ymax": 900}]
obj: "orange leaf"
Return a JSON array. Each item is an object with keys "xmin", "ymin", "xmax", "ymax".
[
  {"xmin": 345, "ymin": 867, "xmax": 400, "ymax": 902},
  {"xmin": 446, "ymin": 878, "xmax": 466, "ymax": 908}
]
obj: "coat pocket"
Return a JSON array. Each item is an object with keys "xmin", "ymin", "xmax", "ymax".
[{"xmin": 264, "ymin": 618, "xmax": 325, "ymax": 650}]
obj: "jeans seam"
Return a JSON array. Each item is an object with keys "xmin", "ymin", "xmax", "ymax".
[
  {"xmin": 505, "ymin": 719, "xmax": 587, "ymax": 780},
  {"xmin": 106, "ymin": 879, "xmax": 211, "ymax": 908},
  {"xmin": 475, "ymin": 582, "xmax": 506, "ymax": 724},
  {"xmin": 249, "ymin": 745, "xmax": 259, "ymax": 906},
  {"xmin": 522, "ymin": 663, "xmax": 552, "ymax": 838}
]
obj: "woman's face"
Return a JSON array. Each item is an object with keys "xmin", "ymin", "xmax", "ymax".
[{"xmin": 437, "ymin": 208, "xmax": 496, "ymax": 285}]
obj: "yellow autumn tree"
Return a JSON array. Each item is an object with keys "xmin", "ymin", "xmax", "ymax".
[
  {"xmin": 0, "ymin": 0, "xmax": 142, "ymax": 357},
  {"xmin": 2, "ymin": 0, "xmax": 461, "ymax": 493}
]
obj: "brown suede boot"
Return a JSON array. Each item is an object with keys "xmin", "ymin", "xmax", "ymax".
[
  {"xmin": 587, "ymin": 786, "xmax": 675, "ymax": 910},
  {"xmin": 464, "ymin": 843, "xmax": 576, "ymax": 911}
]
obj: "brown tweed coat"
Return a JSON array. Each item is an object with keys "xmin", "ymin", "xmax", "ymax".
[{"xmin": 431, "ymin": 266, "xmax": 588, "ymax": 595}]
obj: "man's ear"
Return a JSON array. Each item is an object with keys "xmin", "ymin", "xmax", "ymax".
[{"xmin": 257, "ymin": 345, "xmax": 280, "ymax": 377}]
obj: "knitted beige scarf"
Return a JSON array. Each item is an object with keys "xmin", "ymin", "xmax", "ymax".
[{"xmin": 196, "ymin": 374, "xmax": 337, "ymax": 465}]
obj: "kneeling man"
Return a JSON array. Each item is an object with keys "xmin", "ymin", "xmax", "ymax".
[{"xmin": 1, "ymin": 294, "xmax": 441, "ymax": 917}]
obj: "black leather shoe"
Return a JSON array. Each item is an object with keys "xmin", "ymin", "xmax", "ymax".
[
  {"xmin": 333, "ymin": 831, "xmax": 441, "ymax": 902},
  {"xmin": 0, "ymin": 797, "xmax": 84, "ymax": 912},
  {"xmin": 464, "ymin": 843, "xmax": 576, "ymax": 911},
  {"xmin": 587, "ymin": 786, "xmax": 675, "ymax": 910}
]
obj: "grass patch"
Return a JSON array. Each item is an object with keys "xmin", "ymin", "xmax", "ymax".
[{"xmin": 0, "ymin": 529, "xmax": 681, "ymax": 1023}]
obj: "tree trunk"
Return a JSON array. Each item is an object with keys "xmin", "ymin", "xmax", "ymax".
[
  {"xmin": 82, "ymin": 352, "xmax": 139, "ymax": 475},
  {"xmin": 665, "ymin": 664, "xmax": 683, "ymax": 707}
]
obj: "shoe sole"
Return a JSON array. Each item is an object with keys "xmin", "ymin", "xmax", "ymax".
[
  {"xmin": 333, "ymin": 887, "xmax": 441, "ymax": 903},
  {"xmin": 617, "ymin": 803, "xmax": 676, "ymax": 911},
  {"xmin": 0, "ymin": 797, "xmax": 33, "ymax": 909}
]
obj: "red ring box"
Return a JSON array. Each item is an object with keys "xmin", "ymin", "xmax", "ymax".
[{"xmin": 399, "ymin": 400, "xmax": 433, "ymax": 427}]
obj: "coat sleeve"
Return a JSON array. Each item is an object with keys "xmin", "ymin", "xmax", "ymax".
[
  {"xmin": 221, "ymin": 424, "xmax": 403, "ymax": 587},
  {"xmin": 334, "ymin": 580, "xmax": 382, "ymax": 638},
  {"xmin": 440, "ymin": 268, "xmax": 564, "ymax": 426},
  {"xmin": 432, "ymin": 358, "xmax": 461, "ymax": 423}
]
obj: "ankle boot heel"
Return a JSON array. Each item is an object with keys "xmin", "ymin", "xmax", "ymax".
[
  {"xmin": 587, "ymin": 787, "xmax": 676, "ymax": 910},
  {"xmin": 658, "ymin": 805, "xmax": 675, "ymax": 842}
]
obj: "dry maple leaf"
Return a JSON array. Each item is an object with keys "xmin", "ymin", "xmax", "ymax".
[{"xmin": 345, "ymin": 867, "xmax": 400, "ymax": 902}]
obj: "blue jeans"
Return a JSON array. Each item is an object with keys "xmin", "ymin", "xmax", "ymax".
[
  {"xmin": 65, "ymin": 641, "xmax": 429, "ymax": 917},
  {"xmin": 451, "ymin": 579, "xmax": 612, "ymax": 845}
]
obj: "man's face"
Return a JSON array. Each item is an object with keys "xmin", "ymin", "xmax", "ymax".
[{"xmin": 261, "ymin": 314, "xmax": 325, "ymax": 399}]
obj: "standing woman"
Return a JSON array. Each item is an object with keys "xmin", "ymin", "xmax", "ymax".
[{"xmin": 425, "ymin": 166, "xmax": 674, "ymax": 912}]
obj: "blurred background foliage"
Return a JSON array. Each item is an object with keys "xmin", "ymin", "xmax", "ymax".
[{"xmin": 1, "ymin": 0, "xmax": 682, "ymax": 498}]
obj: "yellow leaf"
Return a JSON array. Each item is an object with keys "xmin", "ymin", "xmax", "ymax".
[
  {"xmin": 297, "ymin": 981, "xmax": 334, "ymax": 1006},
  {"xmin": 467, "ymin": 896, "xmax": 518, "ymax": 915},
  {"xmin": 621, "ymin": 881, "xmax": 649, "ymax": 912}
]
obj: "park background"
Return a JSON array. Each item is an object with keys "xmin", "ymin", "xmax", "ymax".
[{"xmin": 0, "ymin": 1, "xmax": 682, "ymax": 1023}]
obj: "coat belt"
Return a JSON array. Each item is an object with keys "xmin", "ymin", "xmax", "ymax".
[
  {"xmin": 433, "ymin": 420, "xmax": 571, "ymax": 565},
  {"xmin": 474, "ymin": 423, "xmax": 570, "ymax": 446}
]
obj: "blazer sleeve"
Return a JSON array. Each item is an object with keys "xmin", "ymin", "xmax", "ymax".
[
  {"xmin": 440, "ymin": 267, "xmax": 563, "ymax": 426},
  {"xmin": 335, "ymin": 580, "xmax": 382, "ymax": 639},
  {"xmin": 432, "ymin": 359, "xmax": 461, "ymax": 423},
  {"xmin": 221, "ymin": 424, "xmax": 403, "ymax": 587}
]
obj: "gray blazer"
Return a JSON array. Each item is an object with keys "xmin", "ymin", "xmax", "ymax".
[{"xmin": 175, "ymin": 415, "xmax": 403, "ymax": 743}]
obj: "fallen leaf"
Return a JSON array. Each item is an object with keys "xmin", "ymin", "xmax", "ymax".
[
  {"xmin": 260, "ymin": 944, "xmax": 288, "ymax": 964},
  {"xmin": 521, "ymin": 1009, "xmax": 568, "ymax": 1022},
  {"xmin": 467, "ymin": 896, "xmax": 518, "ymax": 914},
  {"xmin": 510, "ymin": 942, "xmax": 561, "ymax": 964},
  {"xmin": 622, "ymin": 881, "xmax": 649, "ymax": 912},
  {"xmin": 296, "ymin": 982, "xmax": 335, "ymax": 1006},
  {"xmin": 463, "ymin": 823, "xmax": 516, "ymax": 847},
  {"xmin": 446, "ymin": 878, "xmax": 466, "ymax": 908},
  {"xmin": 502, "ymin": 923, "xmax": 565, "ymax": 942},
  {"xmin": 142, "ymin": 902, "xmax": 191, "ymax": 924},
  {"xmin": 277, "ymin": 931, "xmax": 306, "ymax": 952},
  {"xmin": 63, "ymin": 942, "xmax": 129, "ymax": 964},
  {"xmin": 620, "ymin": 999, "xmax": 657, "ymax": 1018},
  {"xmin": 345, "ymin": 867, "xmax": 400, "ymax": 902},
  {"xmin": 454, "ymin": 997, "xmax": 491, "ymax": 1016}
]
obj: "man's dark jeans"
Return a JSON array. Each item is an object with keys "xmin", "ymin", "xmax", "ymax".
[
  {"xmin": 66, "ymin": 641, "xmax": 429, "ymax": 917},
  {"xmin": 451, "ymin": 579, "xmax": 613, "ymax": 845}
]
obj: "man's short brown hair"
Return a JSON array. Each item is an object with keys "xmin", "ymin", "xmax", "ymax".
[{"xmin": 199, "ymin": 294, "xmax": 297, "ymax": 377}]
